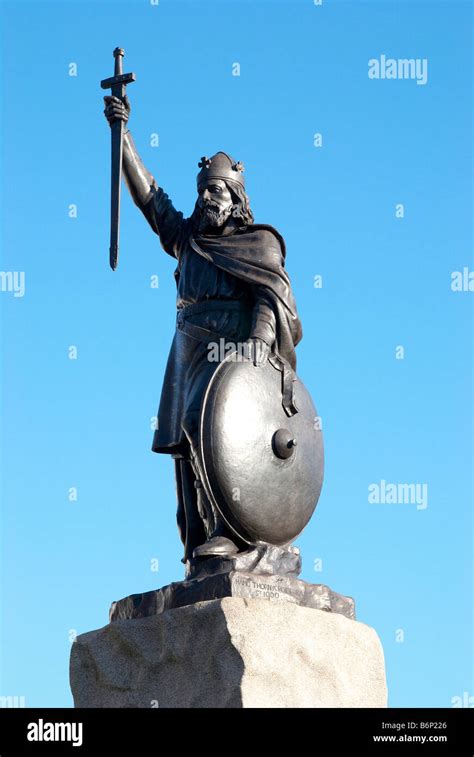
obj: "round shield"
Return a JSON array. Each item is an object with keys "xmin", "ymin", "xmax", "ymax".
[{"xmin": 199, "ymin": 352, "xmax": 324, "ymax": 545}]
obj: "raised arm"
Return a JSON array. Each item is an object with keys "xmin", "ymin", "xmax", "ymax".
[
  {"xmin": 103, "ymin": 95, "xmax": 184, "ymax": 257},
  {"xmin": 122, "ymin": 129, "xmax": 156, "ymax": 210}
]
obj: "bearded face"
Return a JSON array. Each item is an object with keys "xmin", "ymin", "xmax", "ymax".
[{"xmin": 197, "ymin": 178, "xmax": 234, "ymax": 232}]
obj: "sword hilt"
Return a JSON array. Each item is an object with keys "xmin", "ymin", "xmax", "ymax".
[
  {"xmin": 114, "ymin": 47, "xmax": 124, "ymax": 76},
  {"xmin": 101, "ymin": 48, "xmax": 136, "ymax": 93}
]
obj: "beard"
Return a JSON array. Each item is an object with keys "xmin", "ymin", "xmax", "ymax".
[{"xmin": 198, "ymin": 202, "xmax": 233, "ymax": 232}]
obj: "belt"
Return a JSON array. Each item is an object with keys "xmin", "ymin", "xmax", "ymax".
[
  {"xmin": 177, "ymin": 299, "xmax": 249, "ymax": 322},
  {"xmin": 176, "ymin": 299, "xmax": 250, "ymax": 343}
]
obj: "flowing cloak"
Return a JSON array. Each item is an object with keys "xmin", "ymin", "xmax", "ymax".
[
  {"xmin": 189, "ymin": 224, "xmax": 302, "ymax": 370},
  {"xmin": 144, "ymin": 190, "xmax": 302, "ymax": 455}
]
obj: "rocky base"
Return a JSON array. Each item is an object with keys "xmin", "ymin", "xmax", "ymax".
[
  {"xmin": 110, "ymin": 570, "xmax": 355, "ymax": 621},
  {"xmin": 71, "ymin": 598, "xmax": 387, "ymax": 708},
  {"xmin": 110, "ymin": 543, "xmax": 355, "ymax": 622}
]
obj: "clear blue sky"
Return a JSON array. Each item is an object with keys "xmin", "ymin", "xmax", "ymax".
[{"xmin": 0, "ymin": 0, "xmax": 472, "ymax": 708}]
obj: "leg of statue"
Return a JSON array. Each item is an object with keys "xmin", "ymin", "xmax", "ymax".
[
  {"xmin": 173, "ymin": 456, "xmax": 207, "ymax": 564},
  {"xmin": 181, "ymin": 407, "xmax": 240, "ymax": 557},
  {"xmin": 187, "ymin": 442, "xmax": 241, "ymax": 558}
]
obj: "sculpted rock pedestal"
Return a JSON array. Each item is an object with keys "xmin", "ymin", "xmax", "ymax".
[
  {"xmin": 109, "ymin": 545, "xmax": 356, "ymax": 622},
  {"xmin": 70, "ymin": 598, "xmax": 388, "ymax": 708}
]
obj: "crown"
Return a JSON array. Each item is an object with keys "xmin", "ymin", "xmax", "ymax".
[{"xmin": 197, "ymin": 152, "xmax": 245, "ymax": 188}]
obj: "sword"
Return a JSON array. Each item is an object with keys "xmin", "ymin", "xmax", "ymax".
[{"xmin": 101, "ymin": 48, "xmax": 136, "ymax": 271}]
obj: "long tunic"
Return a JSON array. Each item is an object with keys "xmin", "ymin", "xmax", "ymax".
[{"xmin": 141, "ymin": 188, "xmax": 277, "ymax": 454}]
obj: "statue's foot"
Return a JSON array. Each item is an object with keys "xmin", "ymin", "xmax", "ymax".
[{"xmin": 193, "ymin": 535, "xmax": 239, "ymax": 559}]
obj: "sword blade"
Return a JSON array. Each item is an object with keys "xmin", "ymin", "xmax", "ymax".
[
  {"xmin": 109, "ymin": 117, "xmax": 123, "ymax": 271},
  {"xmin": 101, "ymin": 48, "xmax": 135, "ymax": 271}
]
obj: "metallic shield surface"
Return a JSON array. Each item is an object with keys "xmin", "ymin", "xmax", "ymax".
[{"xmin": 199, "ymin": 352, "xmax": 324, "ymax": 545}]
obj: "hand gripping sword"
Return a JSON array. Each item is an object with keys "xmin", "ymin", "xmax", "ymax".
[{"xmin": 101, "ymin": 48, "xmax": 136, "ymax": 271}]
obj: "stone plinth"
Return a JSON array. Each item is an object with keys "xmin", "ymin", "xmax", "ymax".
[{"xmin": 70, "ymin": 598, "xmax": 387, "ymax": 708}]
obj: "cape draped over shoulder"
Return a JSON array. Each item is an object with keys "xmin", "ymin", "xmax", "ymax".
[{"xmin": 189, "ymin": 224, "xmax": 302, "ymax": 370}]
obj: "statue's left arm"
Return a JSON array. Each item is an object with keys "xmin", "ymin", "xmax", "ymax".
[
  {"xmin": 250, "ymin": 292, "xmax": 276, "ymax": 348},
  {"xmin": 244, "ymin": 227, "xmax": 300, "ymax": 367}
]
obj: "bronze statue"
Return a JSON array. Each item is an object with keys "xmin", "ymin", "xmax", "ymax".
[{"xmin": 103, "ymin": 56, "xmax": 323, "ymax": 577}]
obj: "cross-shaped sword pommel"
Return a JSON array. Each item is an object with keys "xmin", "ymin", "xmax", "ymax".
[{"xmin": 100, "ymin": 48, "xmax": 136, "ymax": 271}]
